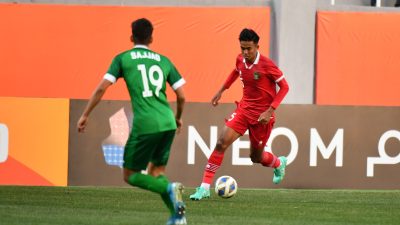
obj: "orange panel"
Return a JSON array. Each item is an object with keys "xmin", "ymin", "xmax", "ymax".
[
  {"xmin": 0, "ymin": 156, "xmax": 53, "ymax": 186},
  {"xmin": 316, "ymin": 12, "xmax": 400, "ymax": 106},
  {"xmin": 0, "ymin": 97, "xmax": 69, "ymax": 186},
  {"xmin": 0, "ymin": 4, "xmax": 270, "ymax": 103}
]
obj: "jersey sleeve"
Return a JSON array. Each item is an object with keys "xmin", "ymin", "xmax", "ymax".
[
  {"xmin": 265, "ymin": 58, "xmax": 284, "ymax": 83},
  {"xmin": 264, "ymin": 58, "xmax": 288, "ymax": 109},
  {"xmin": 104, "ymin": 55, "xmax": 123, "ymax": 83},
  {"xmin": 167, "ymin": 62, "xmax": 186, "ymax": 90},
  {"xmin": 223, "ymin": 69, "xmax": 239, "ymax": 90},
  {"xmin": 271, "ymin": 78, "xmax": 289, "ymax": 109}
]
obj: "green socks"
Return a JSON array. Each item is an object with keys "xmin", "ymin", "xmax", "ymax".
[
  {"xmin": 157, "ymin": 175, "xmax": 175, "ymax": 216},
  {"xmin": 128, "ymin": 173, "xmax": 168, "ymax": 194},
  {"xmin": 127, "ymin": 173, "xmax": 174, "ymax": 216}
]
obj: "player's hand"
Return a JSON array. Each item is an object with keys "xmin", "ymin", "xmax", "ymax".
[
  {"xmin": 175, "ymin": 118, "xmax": 183, "ymax": 134},
  {"xmin": 258, "ymin": 107, "xmax": 274, "ymax": 124},
  {"xmin": 77, "ymin": 115, "xmax": 88, "ymax": 133},
  {"xmin": 211, "ymin": 92, "xmax": 222, "ymax": 106}
]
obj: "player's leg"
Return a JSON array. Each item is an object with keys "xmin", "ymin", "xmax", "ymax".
[
  {"xmin": 123, "ymin": 167, "xmax": 169, "ymax": 195},
  {"xmin": 147, "ymin": 163, "xmax": 175, "ymax": 217},
  {"xmin": 190, "ymin": 111, "xmax": 246, "ymax": 200},
  {"xmin": 147, "ymin": 163, "xmax": 166, "ymax": 177},
  {"xmin": 150, "ymin": 130, "xmax": 186, "ymax": 225},
  {"xmin": 249, "ymin": 118, "xmax": 277, "ymax": 167},
  {"xmin": 147, "ymin": 163, "xmax": 186, "ymax": 225},
  {"xmin": 123, "ymin": 132, "xmax": 182, "ymax": 221},
  {"xmin": 190, "ymin": 126, "xmax": 241, "ymax": 200},
  {"xmin": 249, "ymin": 118, "xmax": 287, "ymax": 184},
  {"xmin": 203, "ymin": 126, "xmax": 242, "ymax": 184},
  {"xmin": 123, "ymin": 132, "xmax": 169, "ymax": 194}
]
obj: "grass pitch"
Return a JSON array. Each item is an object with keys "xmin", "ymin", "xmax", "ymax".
[{"xmin": 0, "ymin": 186, "xmax": 399, "ymax": 225}]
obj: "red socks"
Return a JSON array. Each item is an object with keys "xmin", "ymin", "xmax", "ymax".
[
  {"xmin": 260, "ymin": 151, "xmax": 280, "ymax": 168},
  {"xmin": 201, "ymin": 150, "xmax": 279, "ymax": 185},
  {"xmin": 202, "ymin": 150, "xmax": 224, "ymax": 184}
]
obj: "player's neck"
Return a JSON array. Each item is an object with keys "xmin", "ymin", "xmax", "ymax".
[
  {"xmin": 244, "ymin": 51, "xmax": 259, "ymax": 65},
  {"xmin": 245, "ymin": 58, "xmax": 255, "ymax": 65},
  {"xmin": 134, "ymin": 44, "xmax": 149, "ymax": 49}
]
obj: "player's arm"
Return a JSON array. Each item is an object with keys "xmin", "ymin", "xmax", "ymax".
[
  {"xmin": 211, "ymin": 69, "xmax": 239, "ymax": 106},
  {"xmin": 167, "ymin": 61, "xmax": 186, "ymax": 133},
  {"xmin": 271, "ymin": 78, "xmax": 289, "ymax": 109},
  {"xmin": 77, "ymin": 79, "xmax": 113, "ymax": 132},
  {"xmin": 174, "ymin": 86, "xmax": 185, "ymax": 134},
  {"xmin": 78, "ymin": 54, "xmax": 121, "ymax": 132},
  {"xmin": 258, "ymin": 77, "xmax": 289, "ymax": 124}
]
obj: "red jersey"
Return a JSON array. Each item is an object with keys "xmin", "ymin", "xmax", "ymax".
[{"xmin": 223, "ymin": 52, "xmax": 289, "ymax": 123}]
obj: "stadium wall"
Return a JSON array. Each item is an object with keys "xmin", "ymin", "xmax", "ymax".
[
  {"xmin": 0, "ymin": 4, "xmax": 270, "ymax": 103},
  {"xmin": 316, "ymin": 11, "xmax": 400, "ymax": 106},
  {"xmin": 1, "ymin": 0, "xmax": 399, "ymax": 105},
  {"xmin": 68, "ymin": 100, "xmax": 400, "ymax": 189}
]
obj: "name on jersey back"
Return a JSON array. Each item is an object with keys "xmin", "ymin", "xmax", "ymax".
[{"xmin": 130, "ymin": 51, "xmax": 161, "ymax": 62}]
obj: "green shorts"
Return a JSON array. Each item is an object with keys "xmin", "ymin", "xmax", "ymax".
[{"xmin": 123, "ymin": 129, "xmax": 176, "ymax": 171}]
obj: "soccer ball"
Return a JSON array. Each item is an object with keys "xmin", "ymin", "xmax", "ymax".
[{"xmin": 214, "ymin": 175, "xmax": 238, "ymax": 198}]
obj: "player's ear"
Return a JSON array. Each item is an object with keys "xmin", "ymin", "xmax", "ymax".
[
  {"xmin": 149, "ymin": 36, "xmax": 153, "ymax": 45},
  {"xmin": 130, "ymin": 35, "xmax": 134, "ymax": 43}
]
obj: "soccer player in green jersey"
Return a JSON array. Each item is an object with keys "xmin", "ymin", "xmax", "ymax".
[{"xmin": 77, "ymin": 18, "xmax": 187, "ymax": 225}]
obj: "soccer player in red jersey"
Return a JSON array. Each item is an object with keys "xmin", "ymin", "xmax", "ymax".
[{"xmin": 190, "ymin": 28, "xmax": 289, "ymax": 200}]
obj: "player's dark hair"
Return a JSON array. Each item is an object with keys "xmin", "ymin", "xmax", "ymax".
[
  {"xmin": 131, "ymin": 18, "xmax": 153, "ymax": 44},
  {"xmin": 239, "ymin": 28, "xmax": 260, "ymax": 44}
]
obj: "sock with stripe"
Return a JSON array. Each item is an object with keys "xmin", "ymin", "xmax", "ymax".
[
  {"xmin": 201, "ymin": 150, "xmax": 225, "ymax": 188},
  {"xmin": 260, "ymin": 151, "xmax": 281, "ymax": 168}
]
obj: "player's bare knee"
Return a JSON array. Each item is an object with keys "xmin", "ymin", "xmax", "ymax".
[
  {"xmin": 250, "ymin": 150, "xmax": 262, "ymax": 163},
  {"xmin": 216, "ymin": 140, "xmax": 229, "ymax": 151},
  {"xmin": 215, "ymin": 143, "xmax": 227, "ymax": 152},
  {"xmin": 149, "ymin": 170, "xmax": 162, "ymax": 177},
  {"xmin": 250, "ymin": 154, "xmax": 262, "ymax": 163}
]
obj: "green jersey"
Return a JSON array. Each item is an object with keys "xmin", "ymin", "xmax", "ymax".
[{"xmin": 104, "ymin": 45, "xmax": 185, "ymax": 135}]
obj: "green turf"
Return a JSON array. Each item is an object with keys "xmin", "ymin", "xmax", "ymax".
[{"xmin": 0, "ymin": 186, "xmax": 399, "ymax": 225}]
